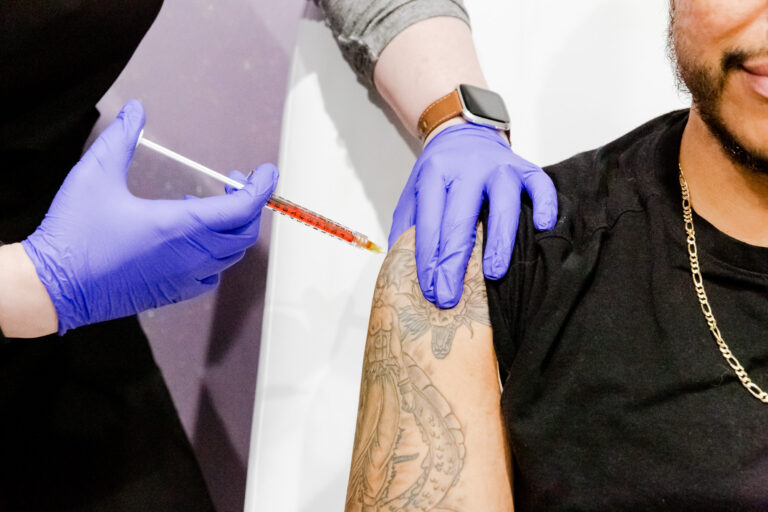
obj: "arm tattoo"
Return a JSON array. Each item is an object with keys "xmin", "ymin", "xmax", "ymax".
[
  {"xmin": 398, "ymin": 249, "xmax": 489, "ymax": 359},
  {"xmin": 346, "ymin": 237, "xmax": 489, "ymax": 511}
]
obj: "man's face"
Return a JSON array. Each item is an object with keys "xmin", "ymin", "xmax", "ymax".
[{"xmin": 672, "ymin": 0, "xmax": 768, "ymax": 172}]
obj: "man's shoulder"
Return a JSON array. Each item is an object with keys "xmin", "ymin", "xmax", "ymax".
[
  {"xmin": 543, "ymin": 109, "xmax": 688, "ymax": 192},
  {"xmin": 535, "ymin": 109, "xmax": 689, "ymax": 239}
]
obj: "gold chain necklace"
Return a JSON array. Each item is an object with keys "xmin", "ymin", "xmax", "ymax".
[{"xmin": 678, "ymin": 165, "xmax": 768, "ymax": 403}]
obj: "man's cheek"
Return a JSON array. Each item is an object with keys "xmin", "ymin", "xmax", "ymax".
[{"xmin": 682, "ymin": 0, "xmax": 768, "ymax": 47}]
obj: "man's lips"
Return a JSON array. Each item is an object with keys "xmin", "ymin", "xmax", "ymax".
[
  {"xmin": 742, "ymin": 59, "xmax": 768, "ymax": 76},
  {"xmin": 741, "ymin": 60, "xmax": 768, "ymax": 98}
]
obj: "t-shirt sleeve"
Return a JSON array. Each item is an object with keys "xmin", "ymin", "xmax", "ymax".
[
  {"xmin": 313, "ymin": 0, "xmax": 470, "ymax": 85},
  {"xmin": 483, "ymin": 113, "xmax": 687, "ymax": 386},
  {"xmin": 484, "ymin": 200, "xmax": 542, "ymax": 381},
  {"xmin": 483, "ymin": 153, "xmax": 597, "ymax": 381}
]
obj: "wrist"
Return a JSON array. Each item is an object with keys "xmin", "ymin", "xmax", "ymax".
[
  {"xmin": 418, "ymin": 85, "xmax": 511, "ymax": 145},
  {"xmin": 423, "ymin": 117, "xmax": 469, "ymax": 146},
  {"xmin": 424, "ymin": 121, "xmax": 511, "ymax": 149},
  {"xmin": 0, "ymin": 243, "xmax": 58, "ymax": 338},
  {"xmin": 372, "ymin": 17, "xmax": 488, "ymax": 138}
]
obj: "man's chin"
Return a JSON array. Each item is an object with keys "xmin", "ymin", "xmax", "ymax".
[{"xmin": 700, "ymin": 109, "xmax": 768, "ymax": 175}]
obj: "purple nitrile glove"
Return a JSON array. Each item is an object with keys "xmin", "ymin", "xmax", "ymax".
[
  {"xmin": 22, "ymin": 100, "xmax": 278, "ymax": 334},
  {"xmin": 389, "ymin": 123, "xmax": 557, "ymax": 308}
]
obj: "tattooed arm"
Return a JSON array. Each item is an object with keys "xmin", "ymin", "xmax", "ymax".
[{"xmin": 345, "ymin": 227, "xmax": 513, "ymax": 511}]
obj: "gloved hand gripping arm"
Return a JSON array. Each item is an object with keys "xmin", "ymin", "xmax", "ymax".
[
  {"xmin": 0, "ymin": 100, "xmax": 277, "ymax": 337},
  {"xmin": 374, "ymin": 17, "xmax": 558, "ymax": 308}
]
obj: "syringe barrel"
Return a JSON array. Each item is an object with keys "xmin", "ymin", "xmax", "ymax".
[{"xmin": 266, "ymin": 194, "xmax": 367, "ymax": 247}]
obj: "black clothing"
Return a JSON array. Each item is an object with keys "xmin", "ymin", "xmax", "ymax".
[
  {"xmin": 1, "ymin": 1, "xmax": 166, "ymax": 242},
  {"xmin": 0, "ymin": 320, "xmax": 214, "ymax": 511},
  {"xmin": 486, "ymin": 110, "xmax": 768, "ymax": 511},
  {"xmin": 0, "ymin": 2, "xmax": 214, "ymax": 510}
]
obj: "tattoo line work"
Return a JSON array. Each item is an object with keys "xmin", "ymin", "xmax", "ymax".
[
  {"xmin": 346, "ymin": 237, "xmax": 490, "ymax": 512},
  {"xmin": 399, "ymin": 251, "xmax": 489, "ymax": 359}
]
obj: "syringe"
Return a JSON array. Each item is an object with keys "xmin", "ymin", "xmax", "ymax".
[{"xmin": 137, "ymin": 136, "xmax": 384, "ymax": 253}]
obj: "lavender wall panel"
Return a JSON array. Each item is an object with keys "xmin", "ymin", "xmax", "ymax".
[{"xmin": 93, "ymin": 0, "xmax": 305, "ymax": 510}]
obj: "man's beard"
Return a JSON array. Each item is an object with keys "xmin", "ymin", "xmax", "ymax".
[{"xmin": 669, "ymin": 19, "xmax": 768, "ymax": 174}]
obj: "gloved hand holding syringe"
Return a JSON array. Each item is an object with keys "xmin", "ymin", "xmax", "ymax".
[
  {"xmin": 20, "ymin": 100, "xmax": 381, "ymax": 337},
  {"xmin": 137, "ymin": 135, "xmax": 384, "ymax": 254}
]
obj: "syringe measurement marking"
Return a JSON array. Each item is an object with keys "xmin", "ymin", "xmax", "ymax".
[{"xmin": 269, "ymin": 202, "xmax": 355, "ymax": 242}]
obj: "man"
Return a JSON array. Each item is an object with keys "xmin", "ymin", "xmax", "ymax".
[{"xmin": 344, "ymin": 0, "xmax": 768, "ymax": 509}]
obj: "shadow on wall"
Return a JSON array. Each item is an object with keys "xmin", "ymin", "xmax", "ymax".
[
  {"xmin": 199, "ymin": 237, "xmax": 273, "ymax": 512},
  {"xmin": 193, "ymin": 388, "xmax": 247, "ymax": 512},
  {"xmin": 298, "ymin": 5, "xmax": 421, "ymax": 234}
]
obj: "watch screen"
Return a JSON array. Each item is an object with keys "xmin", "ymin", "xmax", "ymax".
[{"xmin": 459, "ymin": 84, "xmax": 510, "ymax": 124}]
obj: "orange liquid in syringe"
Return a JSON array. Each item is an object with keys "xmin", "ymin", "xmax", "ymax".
[{"xmin": 267, "ymin": 199, "xmax": 356, "ymax": 243}]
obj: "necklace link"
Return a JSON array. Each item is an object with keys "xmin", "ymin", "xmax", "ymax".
[{"xmin": 678, "ymin": 168, "xmax": 768, "ymax": 404}]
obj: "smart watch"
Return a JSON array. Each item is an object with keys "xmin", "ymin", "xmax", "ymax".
[{"xmin": 417, "ymin": 84, "xmax": 511, "ymax": 141}]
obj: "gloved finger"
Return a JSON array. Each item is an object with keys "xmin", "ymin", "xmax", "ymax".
[
  {"xmin": 176, "ymin": 273, "xmax": 220, "ymax": 303},
  {"xmin": 81, "ymin": 100, "xmax": 146, "ymax": 179},
  {"xmin": 184, "ymin": 195, "xmax": 199, "ymax": 201},
  {"xmin": 159, "ymin": 269, "xmax": 225, "ymax": 306},
  {"xmin": 388, "ymin": 180, "xmax": 417, "ymax": 249},
  {"xmin": 192, "ymin": 250, "xmax": 246, "ymax": 281},
  {"xmin": 414, "ymin": 164, "xmax": 448, "ymax": 304},
  {"xmin": 199, "ymin": 275, "xmax": 219, "ymax": 287},
  {"xmin": 190, "ymin": 163, "xmax": 277, "ymax": 232},
  {"xmin": 433, "ymin": 182, "xmax": 484, "ymax": 308},
  {"xmin": 195, "ymin": 214, "xmax": 263, "ymax": 259},
  {"xmin": 519, "ymin": 166, "xmax": 558, "ymax": 230},
  {"xmin": 484, "ymin": 167, "xmax": 521, "ymax": 280},
  {"xmin": 224, "ymin": 170, "xmax": 248, "ymax": 194}
]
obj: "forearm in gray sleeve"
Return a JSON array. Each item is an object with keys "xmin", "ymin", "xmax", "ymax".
[{"xmin": 314, "ymin": 0, "xmax": 469, "ymax": 85}]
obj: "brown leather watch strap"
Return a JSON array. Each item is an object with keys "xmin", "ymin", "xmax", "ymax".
[{"xmin": 417, "ymin": 89, "xmax": 463, "ymax": 141}]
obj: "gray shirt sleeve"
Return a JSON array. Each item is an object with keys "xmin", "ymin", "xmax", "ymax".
[{"xmin": 313, "ymin": 0, "xmax": 470, "ymax": 85}]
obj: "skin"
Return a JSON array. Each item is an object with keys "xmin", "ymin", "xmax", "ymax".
[
  {"xmin": 675, "ymin": 0, "xmax": 768, "ymax": 246},
  {"xmin": 0, "ymin": 243, "xmax": 57, "ymax": 337},
  {"xmin": 374, "ymin": 17, "xmax": 488, "ymax": 145},
  {"xmin": 345, "ymin": 227, "xmax": 512, "ymax": 511}
]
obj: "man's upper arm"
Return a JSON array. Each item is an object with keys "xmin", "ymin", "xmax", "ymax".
[
  {"xmin": 345, "ymin": 226, "xmax": 513, "ymax": 511},
  {"xmin": 315, "ymin": 0, "xmax": 469, "ymax": 84}
]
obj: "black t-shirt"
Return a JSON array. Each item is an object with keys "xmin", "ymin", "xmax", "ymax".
[{"xmin": 486, "ymin": 110, "xmax": 768, "ymax": 511}]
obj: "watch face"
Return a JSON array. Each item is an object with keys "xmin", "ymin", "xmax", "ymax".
[{"xmin": 459, "ymin": 84, "xmax": 510, "ymax": 124}]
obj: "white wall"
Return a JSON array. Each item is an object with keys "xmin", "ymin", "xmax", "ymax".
[{"xmin": 246, "ymin": 1, "xmax": 687, "ymax": 511}]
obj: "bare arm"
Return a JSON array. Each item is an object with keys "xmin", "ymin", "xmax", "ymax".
[
  {"xmin": 374, "ymin": 16, "xmax": 487, "ymax": 142},
  {"xmin": 316, "ymin": 1, "xmax": 486, "ymax": 142},
  {"xmin": 345, "ymin": 227, "xmax": 513, "ymax": 511},
  {"xmin": 0, "ymin": 243, "xmax": 58, "ymax": 338}
]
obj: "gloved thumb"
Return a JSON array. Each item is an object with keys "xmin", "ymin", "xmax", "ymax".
[
  {"xmin": 81, "ymin": 100, "xmax": 146, "ymax": 180},
  {"xmin": 191, "ymin": 164, "xmax": 278, "ymax": 232}
]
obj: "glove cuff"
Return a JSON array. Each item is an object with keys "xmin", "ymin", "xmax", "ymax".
[
  {"xmin": 426, "ymin": 122, "xmax": 509, "ymax": 150},
  {"xmin": 22, "ymin": 233, "xmax": 86, "ymax": 335}
]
